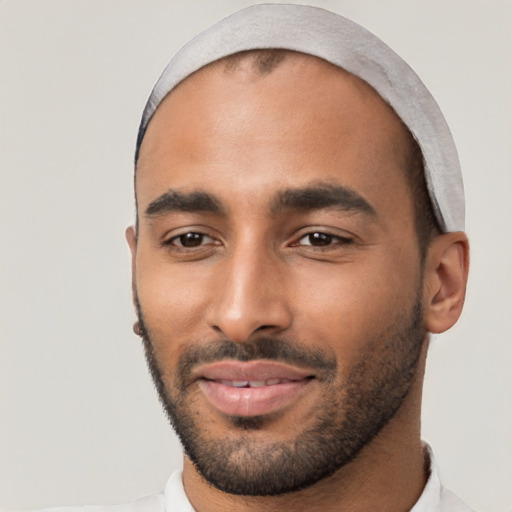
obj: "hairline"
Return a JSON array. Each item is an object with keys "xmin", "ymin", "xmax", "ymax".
[{"xmin": 134, "ymin": 49, "xmax": 440, "ymax": 255}]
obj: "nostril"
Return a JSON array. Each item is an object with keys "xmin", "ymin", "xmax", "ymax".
[
  {"xmin": 206, "ymin": 296, "xmax": 293, "ymax": 342},
  {"xmin": 256, "ymin": 324, "xmax": 275, "ymax": 331}
]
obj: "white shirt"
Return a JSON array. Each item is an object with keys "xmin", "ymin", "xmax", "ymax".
[{"xmin": 38, "ymin": 447, "xmax": 474, "ymax": 512}]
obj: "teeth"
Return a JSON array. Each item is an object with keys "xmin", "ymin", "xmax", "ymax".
[
  {"xmin": 218, "ymin": 379, "xmax": 291, "ymax": 387},
  {"xmin": 231, "ymin": 380, "xmax": 249, "ymax": 388}
]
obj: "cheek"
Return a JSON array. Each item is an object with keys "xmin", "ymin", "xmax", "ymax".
[
  {"xmin": 134, "ymin": 234, "xmax": 421, "ymax": 367},
  {"xmin": 288, "ymin": 252, "xmax": 420, "ymax": 354},
  {"xmin": 135, "ymin": 252, "xmax": 212, "ymax": 349}
]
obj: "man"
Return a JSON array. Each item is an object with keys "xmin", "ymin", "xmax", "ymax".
[{"xmin": 44, "ymin": 4, "xmax": 472, "ymax": 511}]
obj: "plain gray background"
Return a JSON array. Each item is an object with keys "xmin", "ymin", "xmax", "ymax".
[{"xmin": 1, "ymin": 1, "xmax": 511, "ymax": 511}]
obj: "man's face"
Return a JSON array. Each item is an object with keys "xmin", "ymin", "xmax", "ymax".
[{"xmin": 131, "ymin": 54, "xmax": 427, "ymax": 495}]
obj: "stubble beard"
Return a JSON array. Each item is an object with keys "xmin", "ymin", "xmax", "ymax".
[{"xmin": 135, "ymin": 293, "xmax": 426, "ymax": 496}]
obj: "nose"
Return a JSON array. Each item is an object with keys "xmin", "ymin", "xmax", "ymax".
[{"xmin": 205, "ymin": 245, "xmax": 293, "ymax": 342}]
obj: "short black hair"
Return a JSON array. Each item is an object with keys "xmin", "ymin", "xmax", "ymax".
[{"xmin": 404, "ymin": 133, "xmax": 441, "ymax": 258}]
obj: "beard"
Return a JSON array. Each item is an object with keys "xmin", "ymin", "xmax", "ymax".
[{"xmin": 135, "ymin": 293, "xmax": 425, "ymax": 496}]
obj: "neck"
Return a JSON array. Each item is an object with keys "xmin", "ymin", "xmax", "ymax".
[{"xmin": 183, "ymin": 347, "xmax": 428, "ymax": 512}]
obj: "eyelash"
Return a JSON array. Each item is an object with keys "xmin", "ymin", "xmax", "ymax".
[
  {"xmin": 294, "ymin": 231, "xmax": 354, "ymax": 248},
  {"xmin": 163, "ymin": 230, "xmax": 353, "ymax": 251},
  {"xmin": 164, "ymin": 232, "xmax": 216, "ymax": 249}
]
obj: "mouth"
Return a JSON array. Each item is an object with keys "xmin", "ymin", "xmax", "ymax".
[
  {"xmin": 209, "ymin": 377, "xmax": 303, "ymax": 388},
  {"xmin": 195, "ymin": 361, "xmax": 315, "ymax": 417}
]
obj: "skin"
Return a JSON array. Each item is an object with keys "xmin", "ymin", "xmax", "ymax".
[{"xmin": 128, "ymin": 54, "xmax": 469, "ymax": 512}]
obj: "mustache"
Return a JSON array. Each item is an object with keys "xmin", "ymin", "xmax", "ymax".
[
  {"xmin": 134, "ymin": 294, "xmax": 337, "ymax": 388},
  {"xmin": 176, "ymin": 337, "xmax": 338, "ymax": 388}
]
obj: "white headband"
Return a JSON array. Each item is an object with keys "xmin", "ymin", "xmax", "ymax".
[{"xmin": 136, "ymin": 3, "xmax": 464, "ymax": 232}]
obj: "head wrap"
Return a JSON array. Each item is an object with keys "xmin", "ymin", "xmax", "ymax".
[{"xmin": 136, "ymin": 4, "xmax": 464, "ymax": 232}]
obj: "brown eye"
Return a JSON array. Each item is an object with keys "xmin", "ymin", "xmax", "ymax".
[
  {"xmin": 171, "ymin": 232, "xmax": 212, "ymax": 248},
  {"xmin": 297, "ymin": 232, "xmax": 353, "ymax": 248},
  {"xmin": 305, "ymin": 232, "xmax": 333, "ymax": 246},
  {"xmin": 298, "ymin": 232, "xmax": 334, "ymax": 247}
]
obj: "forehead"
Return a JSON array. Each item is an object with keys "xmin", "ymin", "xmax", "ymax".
[{"xmin": 136, "ymin": 53, "xmax": 414, "ymax": 217}]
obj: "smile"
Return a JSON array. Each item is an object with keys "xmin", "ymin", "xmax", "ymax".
[
  {"xmin": 214, "ymin": 378, "xmax": 298, "ymax": 388},
  {"xmin": 194, "ymin": 361, "xmax": 315, "ymax": 417}
]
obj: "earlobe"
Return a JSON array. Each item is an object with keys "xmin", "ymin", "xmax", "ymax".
[{"xmin": 423, "ymin": 232, "xmax": 469, "ymax": 334}]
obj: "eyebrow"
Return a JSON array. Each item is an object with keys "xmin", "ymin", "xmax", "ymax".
[
  {"xmin": 270, "ymin": 183, "xmax": 377, "ymax": 217},
  {"xmin": 144, "ymin": 183, "xmax": 376, "ymax": 219},
  {"xmin": 145, "ymin": 190, "xmax": 225, "ymax": 217}
]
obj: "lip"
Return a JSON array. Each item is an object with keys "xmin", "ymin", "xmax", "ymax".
[
  {"xmin": 195, "ymin": 361, "xmax": 315, "ymax": 417},
  {"xmin": 195, "ymin": 360, "xmax": 314, "ymax": 381}
]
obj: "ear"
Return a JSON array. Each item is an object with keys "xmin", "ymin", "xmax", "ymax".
[
  {"xmin": 126, "ymin": 225, "xmax": 139, "ymax": 304},
  {"xmin": 423, "ymin": 232, "xmax": 469, "ymax": 334},
  {"xmin": 125, "ymin": 225, "xmax": 137, "ymax": 257},
  {"xmin": 125, "ymin": 225, "xmax": 137, "ymax": 278}
]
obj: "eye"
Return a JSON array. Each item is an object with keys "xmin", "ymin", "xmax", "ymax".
[
  {"xmin": 167, "ymin": 232, "xmax": 215, "ymax": 248},
  {"xmin": 297, "ymin": 231, "xmax": 352, "ymax": 247}
]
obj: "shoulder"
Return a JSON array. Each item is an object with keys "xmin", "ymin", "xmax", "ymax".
[{"xmin": 34, "ymin": 492, "xmax": 164, "ymax": 512}]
